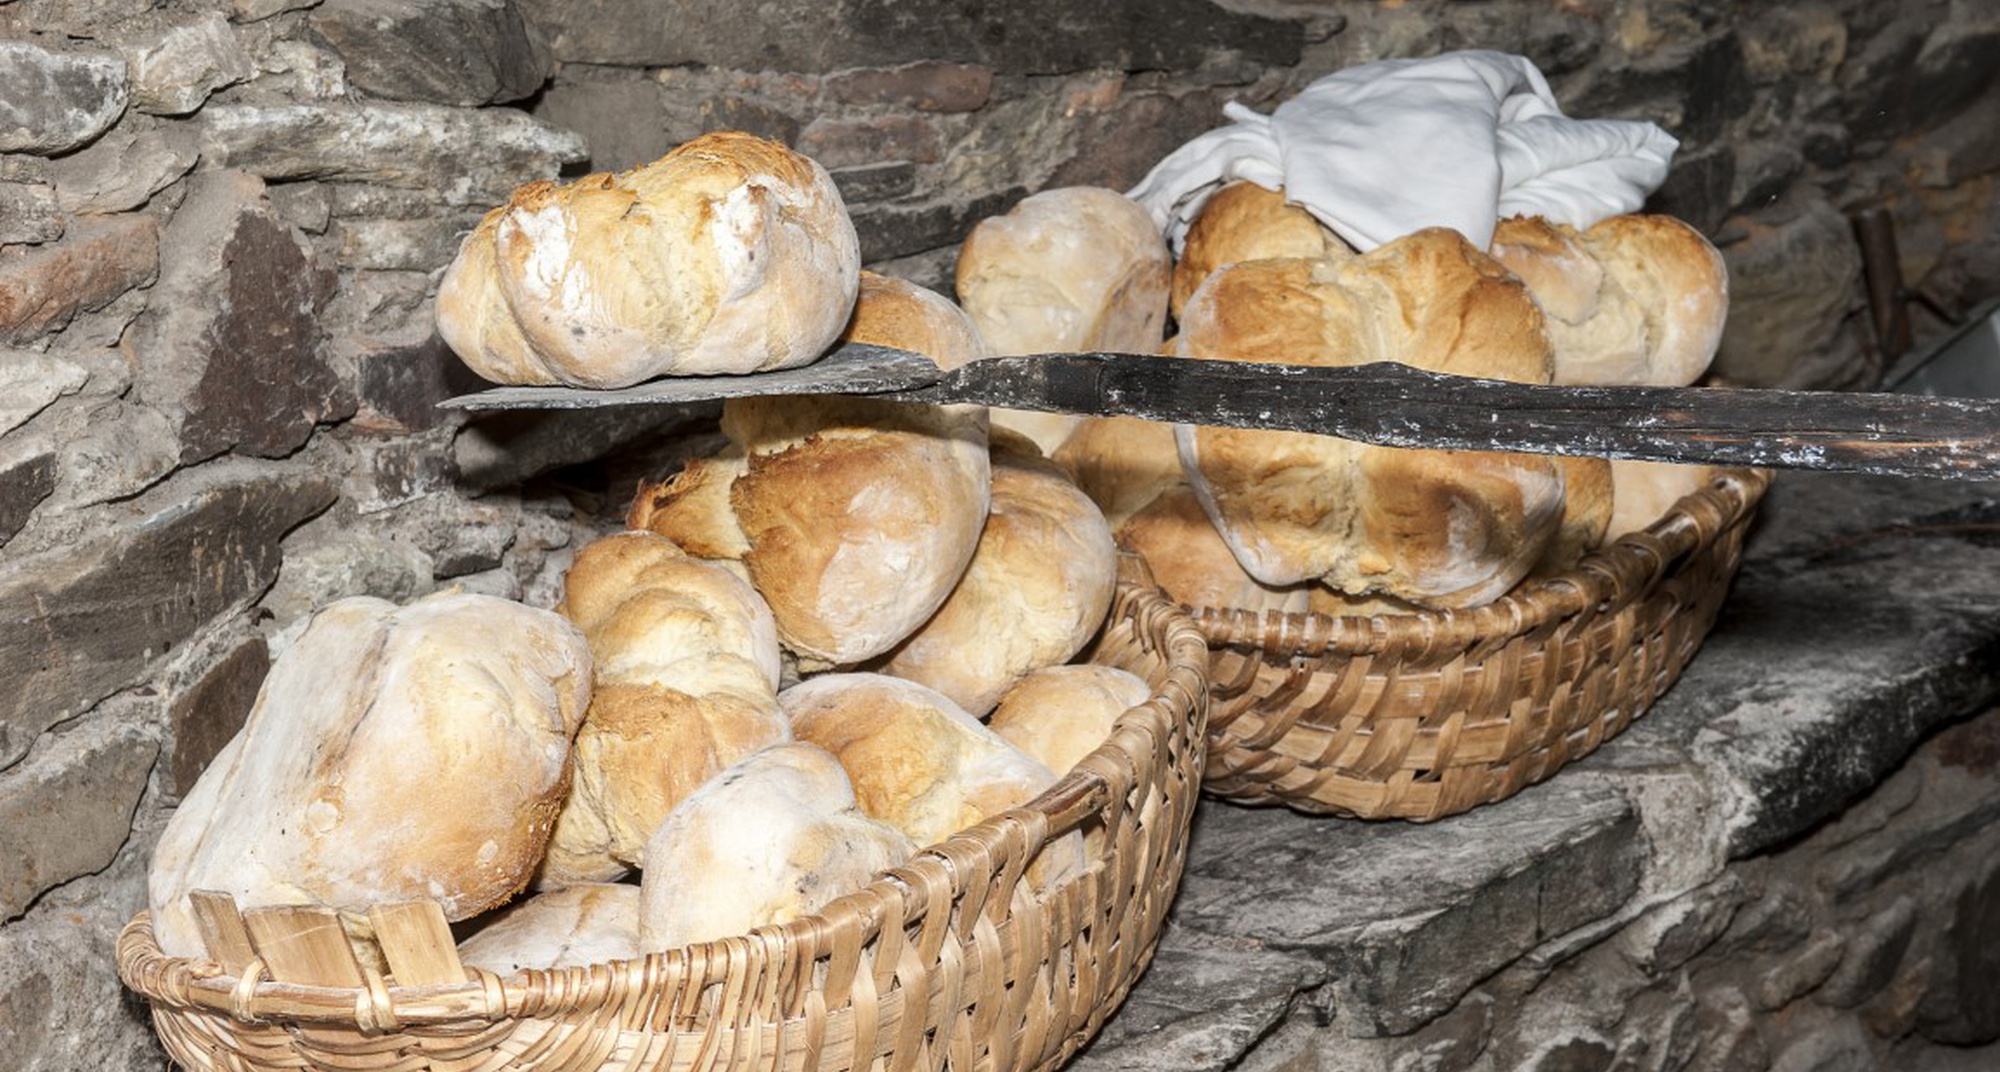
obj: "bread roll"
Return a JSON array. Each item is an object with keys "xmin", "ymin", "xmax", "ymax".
[
  {"xmin": 1053, "ymin": 414, "xmax": 1184, "ymax": 532},
  {"xmin": 436, "ymin": 131, "xmax": 860, "ymax": 389},
  {"xmin": 630, "ymin": 274, "xmax": 992, "ymax": 667},
  {"xmin": 1170, "ymin": 180, "xmax": 1353, "ymax": 317},
  {"xmin": 1488, "ymin": 214, "xmax": 1728, "ymax": 387},
  {"xmin": 1606, "ymin": 459, "xmax": 1723, "ymax": 541},
  {"xmin": 541, "ymin": 531, "xmax": 788, "ymax": 886},
  {"xmin": 638, "ymin": 742, "xmax": 913, "ymax": 951},
  {"xmin": 148, "ymin": 591, "xmax": 593, "ymax": 958},
  {"xmin": 1115, "ymin": 483, "xmax": 1314, "ymax": 615},
  {"xmin": 1533, "ymin": 454, "xmax": 1615, "ymax": 575},
  {"xmin": 988, "ymin": 665, "xmax": 1152, "ymax": 779},
  {"xmin": 955, "ymin": 186, "xmax": 1172, "ymax": 454},
  {"xmin": 458, "ymin": 883, "xmax": 641, "ymax": 975},
  {"xmin": 876, "ymin": 437, "xmax": 1118, "ymax": 717},
  {"xmin": 1174, "ymin": 229, "xmax": 1566, "ymax": 607}
]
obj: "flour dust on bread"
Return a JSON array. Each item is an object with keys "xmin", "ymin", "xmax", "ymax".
[
  {"xmin": 1173, "ymin": 229, "xmax": 1566, "ymax": 607},
  {"xmin": 637, "ymin": 741, "xmax": 913, "ymax": 952},
  {"xmin": 540, "ymin": 531, "xmax": 788, "ymax": 886},
  {"xmin": 436, "ymin": 131, "xmax": 860, "ymax": 389},
  {"xmin": 1169, "ymin": 180, "xmax": 1354, "ymax": 318},
  {"xmin": 955, "ymin": 186, "xmax": 1172, "ymax": 454},
  {"xmin": 147, "ymin": 591, "xmax": 593, "ymax": 959},
  {"xmin": 458, "ymin": 882, "xmax": 642, "ymax": 975}
]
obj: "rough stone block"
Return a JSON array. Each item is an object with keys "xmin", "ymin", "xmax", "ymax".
[
  {"xmin": 166, "ymin": 633, "xmax": 268, "ymax": 798},
  {"xmin": 50, "ymin": 399, "xmax": 179, "ymax": 511},
  {"xmin": 0, "ymin": 851, "xmax": 166, "ymax": 1069},
  {"xmin": 1842, "ymin": 17, "xmax": 2000, "ymax": 144},
  {"xmin": 689, "ymin": 94, "xmax": 802, "ymax": 148},
  {"xmin": 1044, "ymin": 87, "xmax": 1257, "ymax": 194},
  {"xmin": 195, "ymin": 101, "xmax": 587, "ymax": 205},
  {"xmin": 330, "ymin": 215, "xmax": 468, "ymax": 271},
  {"xmin": 46, "ymin": 121, "xmax": 198, "ymax": 214},
  {"xmin": 829, "ymin": 161, "xmax": 917, "ymax": 205},
  {"xmin": 529, "ymin": 73, "xmax": 672, "ymax": 173},
  {"xmin": 1752, "ymin": 929, "xmax": 1845, "ymax": 1012},
  {"xmin": 850, "ymin": 186, "xmax": 1026, "ymax": 264},
  {"xmin": 309, "ymin": 0, "xmax": 552, "ymax": 106},
  {"xmin": 0, "ymin": 447, "xmax": 56, "ymax": 548},
  {"xmin": 351, "ymin": 332, "xmax": 486, "ymax": 436},
  {"xmin": 0, "ymin": 719, "xmax": 156, "ymax": 920},
  {"xmin": 0, "ymin": 214, "xmax": 159, "ymax": 344},
  {"xmin": 0, "ymin": 42, "xmax": 128, "ymax": 155},
  {"xmin": 261, "ymin": 533, "xmax": 435, "ymax": 626},
  {"xmin": 134, "ymin": 170, "xmax": 344, "ymax": 462},
  {"xmin": 1814, "ymin": 895, "xmax": 1917, "ymax": 1011},
  {"xmin": 1618, "ymin": 876, "xmax": 1746, "ymax": 977},
  {"xmin": 116, "ymin": 10, "xmax": 254, "ymax": 116},
  {"xmin": 823, "ymin": 61, "xmax": 993, "ymax": 112},
  {"xmin": 1711, "ymin": 198, "xmax": 1863, "ymax": 390},
  {"xmin": 0, "ymin": 464, "xmax": 336, "ymax": 769},
  {"xmin": 0, "ymin": 350, "xmax": 87, "ymax": 438},
  {"xmin": 797, "ymin": 114, "xmax": 942, "ymax": 169},
  {"xmin": 0, "ymin": 181, "xmax": 61, "ymax": 245},
  {"xmin": 1066, "ymin": 945, "xmax": 1326, "ymax": 1072}
]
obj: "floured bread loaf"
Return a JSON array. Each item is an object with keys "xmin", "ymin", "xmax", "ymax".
[
  {"xmin": 629, "ymin": 274, "xmax": 991, "ymax": 667},
  {"xmin": 1175, "ymin": 229, "xmax": 1566, "ymax": 607},
  {"xmin": 1607, "ymin": 459, "xmax": 1723, "ymax": 541},
  {"xmin": 1489, "ymin": 214, "xmax": 1728, "ymax": 387},
  {"xmin": 1115, "ymin": 483, "xmax": 1314, "ymax": 615},
  {"xmin": 1053, "ymin": 414, "xmax": 1185, "ymax": 532},
  {"xmin": 638, "ymin": 742, "xmax": 913, "ymax": 951},
  {"xmin": 436, "ymin": 131, "xmax": 860, "ymax": 389},
  {"xmin": 782, "ymin": 674, "xmax": 1079, "ymax": 885},
  {"xmin": 541, "ymin": 531, "xmax": 788, "ymax": 886},
  {"xmin": 877, "ymin": 433, "xmax": 1118, "ymax": 717},
  {"xmin": 955, "ymin": 186, "xmax": 1172, "ymax": 454},
  {"xmin": 1170, "ymin": 180, "xmax": 1353, "ymax": 317},
  {"xmin": 988, "ymin": 665, "xmax": 1152, "ymax": 779},
  {"xmin": 458, "ymin": 882, "xmax": 641, "ymax": 975},
  {"xmin": 1534, "ymin": 453, "xmax": 1615, "ymax": 575},
  {"xmin": 148, "ymin": 591, "xmax": 592, "ymax": 959}
]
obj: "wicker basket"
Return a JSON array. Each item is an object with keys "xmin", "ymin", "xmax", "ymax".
[
  {"xmin": 1192, "ymin": 467, "xmax": 1770, "ymax": 820},
  {"xmin": 120, "ymin": 576, "xmax": 1210, "ymax": 1072}
]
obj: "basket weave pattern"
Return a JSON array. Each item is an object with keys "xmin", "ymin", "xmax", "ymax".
[
  {"xmin": 120, "ymin": 579, "xmax": 1211, "ymax": 1072},
  {"xmin": 1193, "ymin": 468, "xmax": 1770, "ymax": 820}
]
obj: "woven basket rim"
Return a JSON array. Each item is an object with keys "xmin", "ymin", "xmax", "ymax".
[
  {"xmin": 1190, "ymin": 466, "xmax": 1772, "ymax": 659},
  {"xmin": 118, "ymin": 577, "xmax": 1212, "ymax": 1033}
]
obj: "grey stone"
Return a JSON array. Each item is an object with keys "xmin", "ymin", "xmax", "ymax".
[
  {"xmin": 0, "ymin": 447, "xmax": 56, "ymax": 548},
  {"xmin": 250, "ymin": 39, "xmax": 351, "ymax": 100},
  {"xmin": 1719, "ymin": 880, "xmax": 1817, "ymax": 959},
  {"xmin": 0, "ymin": 213, "xmax": 159, "ymax": 344},
  {"xmin": 195, "ymin": 101, "xmax": 587, "ymax": 205},
  {"xmin": 0, "ymin": 350, "xmax": 85, "ymax": 437},
  {"xmin": 46, "ymin": 121, "xmax": 198, "ymax": 213},
  {"xmin": 824, "ymin": 61, "xmax": 994, "ymax": 113},
  {"xmin": 349, "ymin": 331, "xmax": 486, "ymax": 436},
  {"xmin": 0, "ymin": 718, "xmax": 156, "ymax": 919},
  {"xmin": 165, "ymin": 632, "xmax": 268, "ymax": 799},
  {"xmin": 0, "ymin": 463, "xmax": 336, "ymax": 769},
  {"xmin": 1066, "ymin": 944, "xmax": 1326, "ymax": 1072},
  {"xmin": 134, "ymin": 170, "xmax": 345, "ymax": 462},
  {"xmin": 1618, "ymin": 876, "xmax": 1746, "ymax": 977},
  {"xmin": 830, "ymin": 161, "xmax": 918, "ymax": 205},
  {"xmin": 1169, "ymin": 782, "xmax": 1642, "ymax": 1037},
  {"xmin": 1752, "ymin": 929, "xmax": 1846, "ymax": 1012},
  {"xmin": 309, "ymin": 0, "xmax": 551, "ymax": 106},
  {"xmin": 1729, "ymin": 143, "xmax": 1802, "ymax": 216},
  {"xmin": 1929, "ymin": 859, "xmax": 2000, "ymax": 1044},
  {"xmin": 850, "ymin": 186, "xmax": 1026, "ymax": 263},
  {"xmin": 1816, "ymin": 896, "xmax": 1917, "ymax": 1010},
  {"xmin": 1711, "ymin": 198, "xmax": 1864, "ymax": 389},
  {"xmin": 1646, "ymin": 144, "xmax": 1735, "ymax": 238},
  {"xmin": 267, "ymin": 180, "xmax": 333, "ymax": 234},
  {"xmin": 0, "ymin": 43, "xmax": 127, "ymax": 155},
  {"xmin": 117, "ymin": 11, "xmax": 254, "ymax": 116},
  {"xmin": 528, "ymin": 71, "xmax": 671, "ymax": 174},
  {"xmin": 51, "ymin": 400, "xmax": 178, "ymax": 510},
  {"xmin": 233, "ymin": 0, "xmax": 318, "ymax": 22},
  {"xmin": 348, "ymin": 429, "xmax": 458, "ymax": 513},
  {"xmin": 1691, "ymin": 987, "xmax": 1768, "ymax": 1072},
  {"xmin": 453, "ymin": 405, "xmax": 712, "ymax": 493},
  {"xmin": 263, "ymin": 535, "xmax": 435, "ymax": 626},
  {"xmin": 0, "ymin": 181, "xmax": 60, "ymax": 244},
  {"xmin": 797, "ymin": 114, "xmax": 941, "ymax": 169},
  {"xmin": 1521, "ymin": 1033, "xmax": 1617, "ymax": 1072},
  {"xmin": 522, "ymin": 0, "xmax": 1302, "ymax": 76},
  {"xmin": 1843, "ymin": 16, "xmax": 2000, "ymax": 145},
  {"xmin": 329, "ymin": 215, "xmax": 469, "ymax": 271},
  {"xmin": 1906, "ymin": 100, "xmax": 2000, "ymax": 189},
  {"xmin": 1767, "ymin": 1008, "xmax": 1872, "ymax": 1072}
]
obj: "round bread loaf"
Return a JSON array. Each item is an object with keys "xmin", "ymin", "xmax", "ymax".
[
  {"xmin": 1170, "ymin": 180, "xmax": 1353, "ymax": 317},
  {"xmin": 955, "ymin": 186, "xmax": 1172, "ymax": 454},
  {"xmin": 1488, "ymin": 214, "xmax": 1728, "ymax": 387},
  {"xmin": 638, "ymin": 742, "xmax": 913, "ymax": 952},
  {"xmin": 1606, "ymin": 459, "xmax": 1724, "ymax": 541},
  {"xmin": 1114, "ymin": 483, "xmax": 1315, "ymax": 615},
  {"xmin": 1533, "ymin": 453, "xmax": 1615, "ymax": 576},
  {"xmin": 436, "ymin": 131, "xmax": 860, "ymax": 389},
  {"xmin": 987, "ymin": 664, "xmax": 1152, "ymax": 779},
  {"xmin": 1174, "ymin": 229, "xmax": 1566, "ymax": 607},
  {"xmin": 876, "ymin": 434, "xmax": 1118, "ymax": 717},
  {"xmin": 541, "ymin": 531, "xmax": 788, "ymax": 886},
  {"xmin": 1053, "ymin": 414, "xmax": 1186, "ymax": 532},
  {"xmin": 147, "ymin": 591, "xmax": 593, "ymax": 959},
  {"xmin": 457, "ymin": 882, "xmax": 641, "ymax": 975}
]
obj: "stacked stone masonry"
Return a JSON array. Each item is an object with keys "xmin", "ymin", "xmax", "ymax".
[{"xmin": 0, "ymin": 1, "xmax": 1997, "ymax": 1069}]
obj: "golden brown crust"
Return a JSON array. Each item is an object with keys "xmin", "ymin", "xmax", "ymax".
[{"xmin": 1171, "ymin": 180, "xmax": 1353, "ymax": 317}]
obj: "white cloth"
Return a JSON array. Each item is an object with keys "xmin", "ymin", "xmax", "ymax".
[{"xmin": 1126, "ymin": 51, "xmax": 1678, "ymax": 253}]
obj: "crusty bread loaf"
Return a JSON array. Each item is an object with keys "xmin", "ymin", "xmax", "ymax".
[
  {"xmin": 628, "ymin": 274, "xmax": 992, "ymax": 667},
  {"xmin": 1606, "ymin": 459, "xmax": 1723, "ymax": 541},
  {"xmin": 1170, "ymin": 180, "xmax": 1353, "ymax": 318},
  {"xmin": 638, "ymin": 742, "xmax": 913, "ymax": 951},
  {"xmin": 147, "ymin": 591, "xmax": 593, "ymax": 959},
  {"xmin": 1533, "ymin": 453, "xmax": 1615, "ymax": 575},
  {"xmin": 876, "ymin": 436, "xmax": 1118, "ymax": 717},
  {"xmin": 1174, "ymin": 229, "xmax": 1566, "ymax": 607},
  {"xmin": 987, "ymin": 664, "xmax": 1152, "ymax": 779},
  {"xmin": 458, "ymin": 882, "xmax": 641, "ymax": 975},
  {"xmin": 955, "ymin": 186, "xmax": 1172, "ymax": 454},
  {"xmin": 1114, "ymin": 483, "xmax": 1314, "ymax": 615},
  {"xmin": 1489, "ymin": 214, "xmax": 1728, "ymax": 387},
  {"xmin": 436, "ymin": 131, "xmax": 860, "ymax": 389},
  {"xmin": 541, "ymin": 531, "xmax": 788, "ymax": 886},
  {"xmin": 1053, "ymin": 414, "xmax": 1185, "ymax": 532}
]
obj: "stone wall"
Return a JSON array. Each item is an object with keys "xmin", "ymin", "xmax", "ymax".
[{"xmin": 0, "ymin": 1, "xmax": 1996, "ymax": 1069}]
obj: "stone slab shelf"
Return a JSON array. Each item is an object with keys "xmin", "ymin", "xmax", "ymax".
[{"xmin": 1074, "ymin": 470, "xmax": 2000, "ymax": 1070}]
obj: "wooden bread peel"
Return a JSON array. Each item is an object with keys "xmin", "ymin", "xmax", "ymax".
[{"xmin": 439, "ymin": 343, "xmax": 2000, "ymax": 481}]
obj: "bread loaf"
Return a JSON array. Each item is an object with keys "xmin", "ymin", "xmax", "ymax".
[
  {"xmin": 1174, "ymin": 229, "xmax": 1566, "ymax": 607},
  {"xmin": 1606, "ymin": 459, "xmax": 1723, "ymax": 541},
  {"xmin": 436, "ymin": 131, "xmax": 860, "ymax": 389},
  {"xmin": 1170, "ymin": 180, "xmax": 1352, "ymax": 317},
  {"xmin": 955, "ymin": 186, "xmax": 1172, "ymax": 454},
  {"xmin": 638, "ymin": 742, "xmax": 913, "ymax": 951},
  {"xmin": 541, "ymin": 531, "xmax": 788, "ymax": 886},
  {"xmin": 987, "ymin": 664, "xmax": 1152, "ymax": 779},
  {"xmin": 1488, "ymin": 214, "xmax": 1728, "ymax": 387},
  {"xmin": 458, "ymin": 882, "xmax": 641, "ymax": 975},
  {"xmin": 875, "ymin": 435, "xmax": 1117, "ymax": 716},
  {"xmin": 1052, "ymin": 414, "xmax": 1185, "ymax": 532},
  {"xmin": 630, "ymin": 275, "xmax": 992, "ymax": 667},
  {"xmin": 147, "ymin": 591, "xmax": 593, "ymax": 958},
  {"xmin": 1114, "ymin": 483, "xmax": 1312, "ymax": 614},
  {"xmin": 1534, "ymin": 453, "xmax": 1615, "ymax": 575}
]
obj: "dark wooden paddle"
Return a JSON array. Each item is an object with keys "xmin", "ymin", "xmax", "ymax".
[{"xmin": 438, "ymin": 344, "xmax": 2000, "ymax": 481}]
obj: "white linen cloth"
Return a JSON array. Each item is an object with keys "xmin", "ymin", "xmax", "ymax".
[{"xmin": 1126, "ymin": 50, "xmax": 1678, "ymax": 253}]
